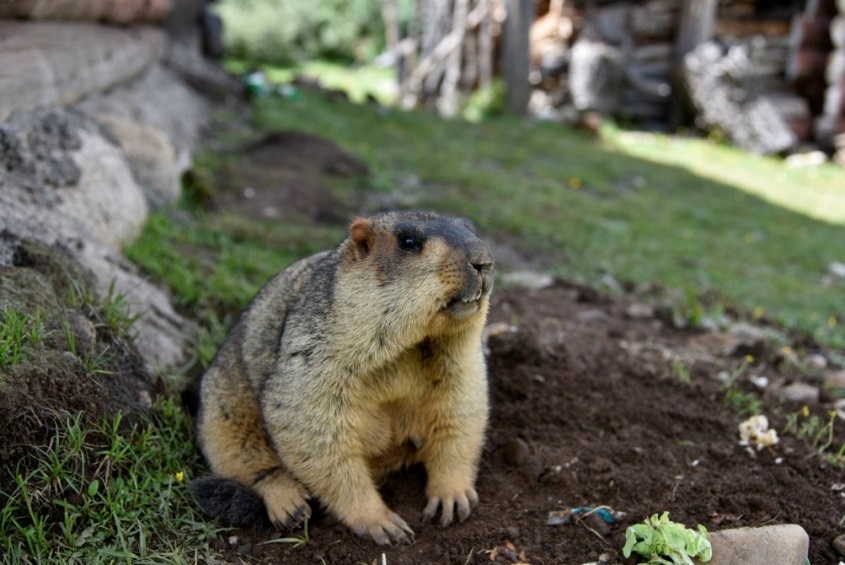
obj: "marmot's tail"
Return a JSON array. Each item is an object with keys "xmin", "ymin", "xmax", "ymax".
[{"xmin": 188, "ymin": 476, "xmax": 272, "ymax": 529}]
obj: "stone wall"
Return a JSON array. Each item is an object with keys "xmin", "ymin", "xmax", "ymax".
[{"xmin": 0, "ymin": 3, "xmax": 240, "ymax": 373}]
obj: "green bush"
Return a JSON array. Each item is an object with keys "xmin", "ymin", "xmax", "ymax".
[{"xmin": 213, "ymin": 0, "xmax": 390, "ymax": 64}]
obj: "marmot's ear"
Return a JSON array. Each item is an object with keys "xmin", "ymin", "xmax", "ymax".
[{"xmin": 349, "ymin": 217, "xmax": 374, "ymax": 259}]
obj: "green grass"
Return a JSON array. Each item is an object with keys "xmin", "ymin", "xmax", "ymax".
[
  {"xmin": 0, "ymin": 307, "xmax": 44, "ymax": 369},
  {"xmin": 225, "ymin": 58, "xmax": 398, "ymax": 105},
  {"xmin": 242, "ymin": 90, "xmax": 845, "ymax": 347},
  {"xmin": 0, "ymin": 399, "xmax": 221, "ymax": 563},
  {"xmin": 125, "ymin": 206, "xmax": 345, "ymax": 333}
]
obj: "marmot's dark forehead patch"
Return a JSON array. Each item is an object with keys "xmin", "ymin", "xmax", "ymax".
[{"xmin": 393, "ymin": 216, "xmax": 478, "ymax": 247}]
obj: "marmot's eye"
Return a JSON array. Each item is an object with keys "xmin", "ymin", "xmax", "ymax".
[{"xmin": 398, "ymin": 234, "xmax": 423, "ymax": 253}]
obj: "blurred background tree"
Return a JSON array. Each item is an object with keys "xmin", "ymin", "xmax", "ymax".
[{"xmin": 214, "ymin": 0, "xmax": 413, "ymax": 64}]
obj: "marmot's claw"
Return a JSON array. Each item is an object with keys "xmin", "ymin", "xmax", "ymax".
[
  {"xmin": 269, "ymin": 502, "xmax": 311, "ymax": 531},
  {"xmin": 353, "ymin": 510, "xmax": 414, "ymax": 545},
  {"xmin": 423, "ymin": 487, "xmax": 478, "ymax": 526}
]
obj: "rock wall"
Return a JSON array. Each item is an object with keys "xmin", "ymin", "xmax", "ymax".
[{"xmin": 0, "ymin": 9, "xmax": 240, "ymax": 374}]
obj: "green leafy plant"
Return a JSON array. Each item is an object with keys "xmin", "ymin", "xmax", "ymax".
[{"xmin": 622, "ymin": 512, "xmax": 712, "ymax": 565}]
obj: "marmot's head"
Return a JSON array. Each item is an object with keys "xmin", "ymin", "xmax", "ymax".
[{"xmin": 340, "ymin": 210, "xmax": 494, "ymax": 339}]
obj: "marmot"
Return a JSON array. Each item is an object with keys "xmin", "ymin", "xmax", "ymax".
[{"xmin": 190, "ymin": 210, "xmax": 494, "ymax": 545}]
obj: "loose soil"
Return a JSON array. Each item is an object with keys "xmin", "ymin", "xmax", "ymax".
[{"xmin": 202, "ymin": 131, "xmax": 845, "ymax": 564}]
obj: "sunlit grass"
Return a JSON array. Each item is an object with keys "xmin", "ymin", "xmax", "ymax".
[
  {"xmin": 248, "ymin": 91, "xmax": 845, "ymax": 347},
  {"xmin": 607, "ymin": 126, "xmax": 845, "ymax": 225}
]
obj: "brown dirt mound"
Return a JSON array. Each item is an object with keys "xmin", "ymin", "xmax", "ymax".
[
  {"xmin": 208, "ymin": 281, "xmax": 844, "ymax": 564},
  {"xmin": 211, "ymin": 130, "xmax": 371, "ymax": 225},
  {"xmin": 0, "ymin": 240, "xmax": 153, "ymax": 495}
]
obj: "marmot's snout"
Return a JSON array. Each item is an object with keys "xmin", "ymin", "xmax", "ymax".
[{"xmin": 446, "ymin": 237, "xmax": 494, "ymax": 317}]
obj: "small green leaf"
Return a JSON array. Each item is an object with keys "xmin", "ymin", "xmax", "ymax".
[{"xmin": 87, "ymin": 480, "xmax": 99, "ymax": 497}]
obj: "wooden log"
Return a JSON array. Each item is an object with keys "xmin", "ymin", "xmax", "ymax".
[
  {"xmin": 0, "ymin": 22, "xmax": 166, "ymax": 122},
  {"xmin": 0, "ymin": 0, "xmax": 171, "ymax": 23},
  {"xmin": 680, "ymin": 41, "xmax": 797, "ymax": 154},
  {"xmin": 714, "ymin": 19, "xmax": 792, "ymax": 38}
]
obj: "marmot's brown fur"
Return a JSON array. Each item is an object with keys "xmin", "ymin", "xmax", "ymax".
[{"xmin": 190, "ymin": 210, "xmax": 494, "ymax": 544}]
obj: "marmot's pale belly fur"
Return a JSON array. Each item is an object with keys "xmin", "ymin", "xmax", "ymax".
[{"xmin": 190, "ymin": 210, "xmax": 494, "ymax": 544}]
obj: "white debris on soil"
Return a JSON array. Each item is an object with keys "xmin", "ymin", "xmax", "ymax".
[{"xmin": 738, "ymin": 415, "xmax": 779, "ymax": 451}]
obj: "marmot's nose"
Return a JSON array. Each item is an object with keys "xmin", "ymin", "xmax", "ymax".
[{"xmin": 466, "ymin": 241, "xmax": 494, "ymax": 274}]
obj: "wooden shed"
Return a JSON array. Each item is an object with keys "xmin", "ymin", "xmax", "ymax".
[{"xmin": 530, "ymin": 0, "xmax": 845, "ymax": 155}]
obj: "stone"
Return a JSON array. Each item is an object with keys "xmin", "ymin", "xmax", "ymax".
[
  {"xmin": 578, "ymin": 309, "xmax": 610, "ymax": 322},
  {"xmin": 625, "ymin": 302, "xmax": 655, "ymax": 319},
  {"xmin": 501, "ymin": 271, "xmax": 555, "ymax": 291},
  {"xmin": 0, "ymin": 107, "xmax": 195, "ymax": 372},
  {"xmin": 805, "ymin": 353, "xmax": 828, "ymax": 370},
  {"xmin": 824, "ymin": 370, "xmax": 845, "ymax": 391},
  {"xmin": 0, "ymin": 107, "xmax": 148, "ymax": 252},
  {"xmin": 777, "ymin": 382, "xmax": 820, "ymax": 404},
  {"xmin": 833, "ymin": 532, "xmax": 845, "ymax": 556},
  {"xmin": 69, "ymin": 238, "xmax": 197, "ymax": 373},
  {"xmin": 92, "ymin": 114, "xmax": 181, "ymax": 209},
  {"xmin": 503, "ymin": 438, "xmax": 530, "ymax": 467},
  {"xmin": 724, "ymin": 322, "xmax": 768, "ymax": 357},
  {"xmin": 696, "ymin": 524, "xmax": 809, "ymax": 565},
  {"xmin": 58, "ymin": 129, "xmax": 150, "ymax": 249},
  {"xmin": 0, "ymin": 22, "xmax": 166, "ymax": 122},
  {"xmin": 76, "ymin": 64, "xmax": 210, "ymax": 175}
]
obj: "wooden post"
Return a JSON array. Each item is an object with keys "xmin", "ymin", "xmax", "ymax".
[
  {"xmin": 675, "ymin": 0, "xmax": 718, "ymax": 61},
  {"xmin": 503, "ymin": 0, "xmax": 532, "ymax": 115},
  {"xmin": 671, "ymin": 0, "xmax": 718, "ymax": 127}
]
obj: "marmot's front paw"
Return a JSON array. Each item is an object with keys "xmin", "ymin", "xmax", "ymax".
[
  {"xmin": 422, "ymin": 486, "xmax": 478, "ymax": 526},
  {"xmin": 349, "ymin": 508, "xmax": 414, "ymax": 545}
]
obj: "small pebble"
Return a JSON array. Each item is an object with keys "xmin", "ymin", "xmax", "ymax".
[
  {"xmin": 805, "ymin": 353, "xmax": 828, "ymax": 370},
  {"xmin": 778, "ymin": 382, "xmax": 820, "ymax": 404},
  {"xmin": 236, "ymin": 543, "xmax": 252, "ymax": 556},
  {"xmin": 577, "ymin": 309, "xmax": 609, "ymax": 322},
  {"xmin": 503, "ymin": 438, "xmax": 530, "ymax": 467},
  {"xmin": 625, "ymin": 302, "xmax": 654, "ymax": 319},
  {"xmin": 833, "ymin": 533, "xmax": 845, "ymax": 556}
]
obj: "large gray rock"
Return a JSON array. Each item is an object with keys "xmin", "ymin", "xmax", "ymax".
[
  {"xmin": 0, "ymin": 106, "xmax": 193, "ymax": 372},
  {"xmin": 0, "ymin": 107, "xmax": 148, "ymax": 251},
  {"xmin": 0, "ymin": 22, "xmax": 166, "ymax": 122},
  {"xmin": 92, "ymin": 113, "xmax": 181, "ymax": 209},
  {"xmin": 696, "ymin": 524, "xmax": 809, "ymax": 565},
  {"xmin": 77, "ymin": 63, "xmax": 210, "ymax": 177}
]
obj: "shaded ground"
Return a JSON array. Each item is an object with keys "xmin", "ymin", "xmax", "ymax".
[{"xmin": 199, "ymin": 132, "xmax": 845, "ymax": 564}]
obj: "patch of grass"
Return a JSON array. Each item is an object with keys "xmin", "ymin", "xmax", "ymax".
[
  {"xmin": 784, "ymin": 406, "xmax": 845, "ymax": 466},
  {"xmin": 0, "ymin": 307, "xmax": 44, "ymax": 369},
  {"xmin": 723, "ymin": 389, "xmax": 762, "ymax": 419},
  {"xmin": 225, "ymin": 58, "xmax": 398, "ymax": 105},
  {"xmin": 247, "ymin": 90, "xmax": 845, "ymax": 347},
  {"xmin": 125, "ymin": 209, "xmax": 342, "ymax": 331},
  {"xmin": 671, "ymin": 359, "xmax": 692, "ymax": 386},
  {"xmin": 0, "ymin": 398, "xmax": 223, "ymax": 562}
]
